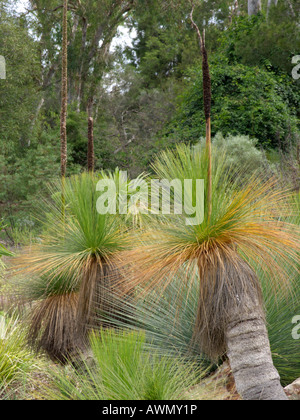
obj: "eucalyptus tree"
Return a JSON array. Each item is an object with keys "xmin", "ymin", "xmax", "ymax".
[
  {"xmin": 248, "ymin": 0, "xmax": 262, "ymax": 15},
  {"xmin": 26, "ymin": 0, "xmax": 136, "ymax": 117}
]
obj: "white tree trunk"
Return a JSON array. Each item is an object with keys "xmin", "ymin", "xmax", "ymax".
[
  {"xmin": 226, "ymin": 298, "xmax": 288, "ymax": 400},
  {"xmin": 248, "ymin": 0, "xmax": 262, "ymax": 15}
]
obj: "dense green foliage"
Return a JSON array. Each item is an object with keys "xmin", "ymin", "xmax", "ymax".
[
  {"xmin": 0, "ymin": 0, "xmax": 299, "ymax": 239},
  {"xmin": 166, "ymin": 57, "xmax": 299, "ymax": 149},
  {"xmin": 221, "ymin": 10, "xmax": 300, "ymax": 75},
  {"xmin": 0, "ymin": 4, "xmax": 57, "ymax": 228}
]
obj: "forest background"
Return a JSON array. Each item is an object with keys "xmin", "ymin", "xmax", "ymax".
[{"xmin": 0, "ymin": 0, "xmax": 299, "ymax": 244}]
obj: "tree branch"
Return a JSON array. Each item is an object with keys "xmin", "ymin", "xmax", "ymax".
[
  {"xmin": 189, "ymin": 1, "xmax": 203, "ymax": 51},
  {"xmin": 113, "ymin": 136, "xmax": 136, "ymax": 155}
]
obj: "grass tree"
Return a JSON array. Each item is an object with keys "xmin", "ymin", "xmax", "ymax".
[
  {"xmin": 13, "ymin": 172, "xmax": 130, "ymax": 362},
  {"xmin": 118, "ymin": 143, "xmax": 300, "ymax": 400}
]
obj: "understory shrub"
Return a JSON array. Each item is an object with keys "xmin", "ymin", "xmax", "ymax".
[{"xmin": 42, "ymin": 329, "xmax": 202, "ymax": 400}]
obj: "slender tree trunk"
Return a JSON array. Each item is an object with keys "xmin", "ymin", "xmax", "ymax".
[
  {"xmin": 248, "ymin": 0, "xmax": 262, "ymax": 15},
  {"xmin": 226, "ymin": 296, "xmax": 288, "ymax": 400},
  {"xmin": 296, "ymin": 137, "xmax": 300, "ymax": 167},
  {"xmin": 87, "ymin": 117, "xmax": 94, "ymax": 172},
  {"xmin": 76, "ymin": 16, "xmax": 88, "ymax": 113},
  {"xmin": 201, "ymin": 42, "xmax": 212, "ymax": 222},
  {"xmin": 189, "ymin": 3, "xmax": 212, "ymax": 222},
  {"xmin": 60, "ymin": 0, "xmax": 68, "ymax": 179},
  {"xmin": 60, "ymin": 0, "xmax": 68, "ymax": 219}
]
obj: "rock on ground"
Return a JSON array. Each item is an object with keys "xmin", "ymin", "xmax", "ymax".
[{"xmin": 284, "ymin": 378, "xmax": 300, "ymax": 400}]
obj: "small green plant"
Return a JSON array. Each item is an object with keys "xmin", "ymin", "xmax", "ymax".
[
  {"xmin": 262, "ymin": 268, "xmax": 300, "ymax": 386},
  {"xmin": 0, "ymin": 244, "xmax": 12, "ymax": 258},
  {"xmin": 0, "ymin": 222, "xmax": 13, "ymax": 282},
  {"xmin": 0, "ymin": 314, "xmax": 42, "ymax": 392},
  {"xmin": 201, "ymin": 132, "xmax": 273, "ymax": 179},
  {"xmin": 43, "ymin": 329, "xmax": 202, "ymax": 400},
  {"xmin": 0, "ymin": 222, "xmax": 13, "ymax": 259}
]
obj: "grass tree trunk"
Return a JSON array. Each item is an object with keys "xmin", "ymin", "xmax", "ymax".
[
  {"xmin": 77, "ymin": 260, "xmax": 122, "ymax": 338},
  {"xmin": 29, "ymin": 292, "xmax": 82, "ymax": 364},
  {"xmin": 226, "ymin": 296, "xmax": 288, "ymax": 400},
  {"xmin": 195, "ymin": 250, "xmax": 288, "ymax": 400}
]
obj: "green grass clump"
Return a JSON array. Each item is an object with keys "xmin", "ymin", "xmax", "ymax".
[
  {"xmin": 0, "ymin": 314, "xmax": 43, "ymax": 392},
  {"xmin": 43, "ymin": 329, "xmax": 203, "ymax": 400},
  {"xmin": 263, "ymin": 271, "xmax": 300, "ymax": 386}
]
